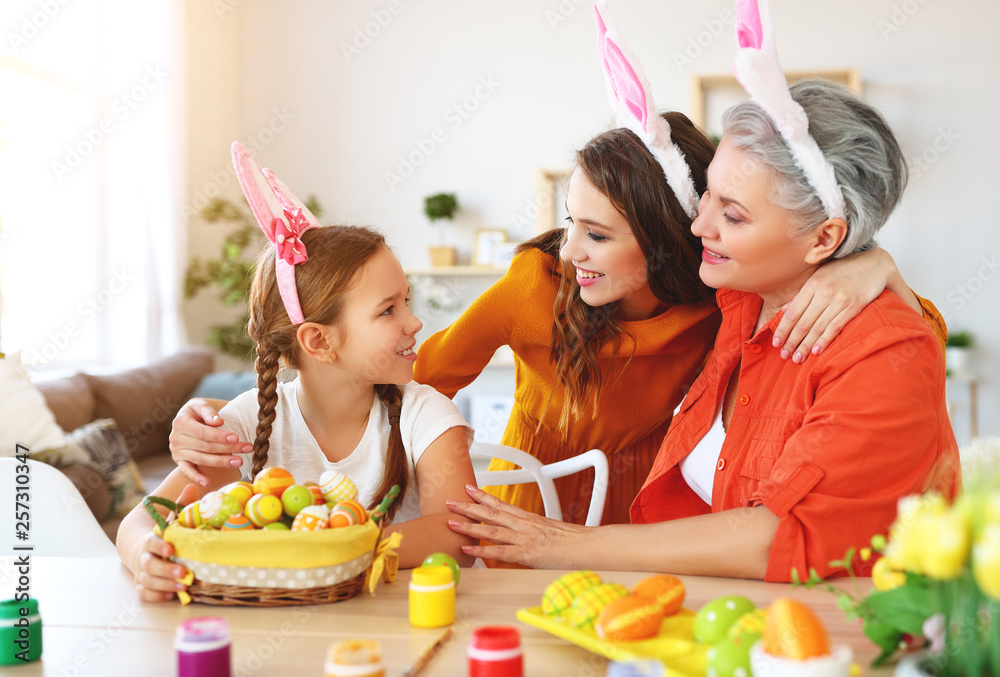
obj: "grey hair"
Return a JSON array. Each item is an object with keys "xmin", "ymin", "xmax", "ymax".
[{"xmin": 722, "ymin": 78, "xmax": 907, "ymax": 258}]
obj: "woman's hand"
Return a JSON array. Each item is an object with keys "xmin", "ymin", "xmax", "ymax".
[
  {"xmin": 773, "ymin": 247, "xmax": 918, "ymax": 363},
  {"xmin": 446, "ymin": 485, "xmax": 588, "ymax": 569},
  {"xmin": 130, "ymin": 484, "xmax": 198, "ymax": 602},
  {"xmin": 169, "ymin": 398, "xmax": 248, "ymax": 487}
]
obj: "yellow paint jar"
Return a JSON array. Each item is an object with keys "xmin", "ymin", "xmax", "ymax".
[{"xmin": 409, "ymin": 565, "xmax": 455, "ymax": 628}]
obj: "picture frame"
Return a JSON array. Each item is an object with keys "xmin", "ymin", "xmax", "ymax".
[
  {"xmin": 535, "ymin": 168, "xmax": 573, "ymax": 234},
  {"xmin": 473, "ymin": 229, "xmax": 507, "ymax": 267},
  {"xmin": 491, "ymin": 240, "xmax": 519, "ymax": 269},
  {"xmin": 689, "ymin": 68, "xmax": 861, "ymax": 137}
]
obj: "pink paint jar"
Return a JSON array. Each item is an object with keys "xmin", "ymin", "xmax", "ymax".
[
  {"xmin": 175, "ymin": 617, "xmax": 231, "ymax": 677},
  {"xmin": 467, "ymin": 626, "xmax": 522, "ymax": 677}
]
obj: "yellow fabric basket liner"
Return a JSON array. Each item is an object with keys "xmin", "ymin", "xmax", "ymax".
[{"xmin": 164, "ymin": 519, "xmax": 380, "ymax": 569}]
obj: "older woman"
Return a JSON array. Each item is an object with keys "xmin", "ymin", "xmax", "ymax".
[{"xmin": 445, "ymin": 79, "xmax": 961, "ymax": 582}]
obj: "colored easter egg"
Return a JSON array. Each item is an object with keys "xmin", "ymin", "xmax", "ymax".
[
  {"xmin": 318, "ymin": 470, "xmax": 358, "ymax": 504},
  {"xmin": 252, "ymin": 467, "xmax": 295, "ymax": 498},
  {"xmin": 245, "ymin": 493, "xmax": 283, "ymax": 527},
  {"xmin": 763, "ymin": 598, "xmax": 830, "ymax": 660},
  {"xmin": 596, "ymin": 595, "xmax": 666, "ymax": 643},
  {"xmin": 292, "ymin": 504, "xmax": 330, "ymax": 531},
  {"xmin": 422, "ymin": 552, "xmax": 460, "ymax": 586},
  {"xmin": 694, "ymin": 596, "xmax": 756, "ymax": 644},
  {"xmin": 281, "ymin": 484, "xmax": 314, "ymax": 517},
  {"xmin": 263, "ymin": 521, "xmax": 289, "ymax": 530},
  {"xmin": 632, "ymin": 574, "xmax": 686, "ymax": 617},
  {"xmin": 302, "ymin": 481, "xmax": 325, "ymax": 505},
  {"xmin": 204, "ymin": 494, "xmax": 243, "ymax": 529},
  {"xmin": 727, "ymin": 608, "xmax": 767, "ymax": 641},
  {"xmin": 541, "ymin": 570, "xmax": 602, "ymax": 616},
  {"xmin": 176, "ymin": 502, "xmax": 203, "ymax": 528},
  {"xmin": 328, "ymin": 499, "xmax": 368, "ymax": 529},
  {"xmin": 707, "ymin": 633, "xmax": 755, "ymax": 677},
  {"xmin": 220, "ymin": 480, "xmax": 254, "ymax": 508},
  {"xmin": 221, "ymin": 514, "xmax": 254, "ymax": 531},
  {"xmin": 567, "ymin": 582, "xmax": 629, "ymax": 630}
]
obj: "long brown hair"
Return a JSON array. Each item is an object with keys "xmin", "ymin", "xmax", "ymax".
[
  {"xmin": 519, "ymin": 111, "xmax": 716, "ymax": 430},
  {"xmin": 247, "ymin": 226, "xmax": 409, "ymax": 522}
]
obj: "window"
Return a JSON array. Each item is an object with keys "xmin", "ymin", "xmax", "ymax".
[{"xmin": 0, "ymin": 1, "xmax": 181, "ymax": 377}]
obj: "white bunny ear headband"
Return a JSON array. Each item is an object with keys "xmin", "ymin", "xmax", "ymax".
[
  {"xmin": 594, "ymin": 1, "xmax": 700, "ymax": 220},
  {"xmin": 732, "ymin": 0, "xmax": 846, "ymax": 221},
  {"xmin": 231, "ymin": 141, "xmax": 322, "ymax": 325}
]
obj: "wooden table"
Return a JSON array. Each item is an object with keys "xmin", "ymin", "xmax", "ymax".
[{"xmin": 0, "ymin": 556, "xmax": 891, "ymax": 676}]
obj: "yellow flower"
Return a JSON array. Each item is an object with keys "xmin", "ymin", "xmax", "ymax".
[
  {"xmin": 884, "ymin": 492, "xmax": 950, "ymax": 571},
  {"xmin": 871, "ymin": 556, "xmax": 905, "ymax": 591},
  {"xmin": 911, "ymin": 510, "xmax": 970, "ymax": 579},
  {"xmin": 984, "ymin": 492, "xmax": 1000, "ymax": 525},
  {"xmin": 973, "ymin": 524, "xmax": 1000, "ymax": 601}
]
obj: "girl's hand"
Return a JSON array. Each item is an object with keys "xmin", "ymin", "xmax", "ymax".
[
  {"xmin": 133, "ymin": 531, "xmax": 189, "ymax": 602},
  {"xmin": 446, "ymin": 485, "xmax": 587, "ymax": 569},
  {"xmin": 774, "ymin": 247, "xmax": 917, "ymax": 363},
  {"xmin": 169, "ymin": 398, "xmax": 248, "ymax": 486},
  {"xmin": 131, "ymin": 483, "xmax": 198, "ymax": 602}
]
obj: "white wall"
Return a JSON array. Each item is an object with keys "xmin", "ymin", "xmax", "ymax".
[{"xmin": 182, "ymin": 0, "xmax": 1000, "ymax": 442}]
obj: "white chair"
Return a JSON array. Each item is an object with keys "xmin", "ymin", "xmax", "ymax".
[
  {"xmin": 470, "ymin": 442, "xmax": 609, "ymax": 527},
  {"xmin": 0, "ymin": 458, "xmax": 118, "ymax": 558}
]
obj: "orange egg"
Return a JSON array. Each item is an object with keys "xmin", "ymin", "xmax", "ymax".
[
  {"xmin": 595, "ymin": 595, "xmax": 665, "ymax": 643},
  {"xmin": 631, "ymin": 574, "xmax": 686, "ymax": 616},
  {"xmin": 763, "ymin": 597, "xmax": 831, "ymax": 660}
]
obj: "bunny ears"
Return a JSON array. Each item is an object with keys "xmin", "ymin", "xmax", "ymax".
[
  {"xmin": 231, "ymin": 141, "xmax": 321, "ymax": 325},
  {"xmin": 732, "ymin": 0, "xmax": 847, "ymax": 221},
  {"xmin": 594, "ymin": 1, "xmax": 700, "ymax": 220}
]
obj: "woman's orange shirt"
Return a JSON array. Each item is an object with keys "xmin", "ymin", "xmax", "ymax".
[
  {"xmin": 414, "ymin": 247, "xmax": 720, "ymax": 526},
  {"xmin": 630, "ymin": 289, "xmax": 960, "ymax": 582}
]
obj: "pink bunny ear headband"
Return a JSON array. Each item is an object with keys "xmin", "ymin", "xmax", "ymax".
[
  {"xmin": 732, "ymin": 0, "xmax": 846, "ymax": 221},
  {"xmin": 594, "ymin": 1, "xmax": 699, "ymax": 220},
  {"xmin": 231, "ymin": 141, "xmax": 322, "ymax": 325}
]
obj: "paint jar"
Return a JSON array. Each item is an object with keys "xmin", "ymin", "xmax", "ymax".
[
  {"xmin": 408, "ymin": 565, "xmax": 455, "ymax": 628},
  {"xmin": 0, "ymin": 598, "xmax": 41, "ymax": 665},
  {"xmin": 467, "ymin": 625, "xmax": 522, "ymax": 677},
  {"xmin": 175, "ymin": 616, "xmax": 231, "ymax": 677},
  {"xmin": 325, "ymin": 639, "xmax": 385, "ymax": 677}
]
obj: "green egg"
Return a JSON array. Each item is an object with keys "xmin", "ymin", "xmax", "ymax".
[
  {"xmin": 694, "ymin": 595, "xmax": 756, "ymax": 644},
  {"xmin": 422, "ymin": 553, "xmax": 460, "ymax": 585},
  {"xmin": 706, "ymin": 633, "xmax": 757, "ymax": 677},
  {"xmin": 263, "ymin": 522, "xmax": 289, "ymax": 530}
]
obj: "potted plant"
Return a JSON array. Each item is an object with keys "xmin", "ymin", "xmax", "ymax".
[
  {"xmin": 944, "ymin": 330, "xmax": 975, "ymax": 380},
  {"xmin": 424, "ymin": 192, "xmax": 459, "ymax": 267},
  {"xmin": 796, "ymin": 438, "xmax": 1000, "ymax": 676},
  {"xmin": 185, "ymin": 195, "xmax": 322, "ymax": 361}
]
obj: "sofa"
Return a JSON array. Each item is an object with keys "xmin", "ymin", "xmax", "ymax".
[{"xmin": 30, "ymin": 347, "xmax": 216, "ymax": 539}]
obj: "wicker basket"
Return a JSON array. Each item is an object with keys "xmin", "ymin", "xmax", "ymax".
[{"xmin": 144, "ymin": 488, "xmax": 397, "ymax": 607}]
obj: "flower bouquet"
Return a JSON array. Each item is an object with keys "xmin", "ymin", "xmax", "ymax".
[{"xmin": 796, "ymin": 437, "xmax": 1000, "ymax": 676}]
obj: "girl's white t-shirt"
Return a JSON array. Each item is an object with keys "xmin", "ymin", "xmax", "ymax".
[{"xmin": 219, "ymin": 380, "xmax": 472, "ymax": 525}]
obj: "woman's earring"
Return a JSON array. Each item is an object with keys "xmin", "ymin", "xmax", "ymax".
[{"xmin": 327, "ymin": 355, "xmax": 334, "ymax": 366}]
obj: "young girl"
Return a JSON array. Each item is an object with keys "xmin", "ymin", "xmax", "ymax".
[{"xmin": 117, "ymin": 144, "xmax": 476, "ymax": 602}]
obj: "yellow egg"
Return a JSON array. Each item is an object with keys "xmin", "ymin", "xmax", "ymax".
[
  {"xmin": 567, "ymin": 582, "xmax": 629, "ymax": 629},
  {"xmin": 540, "ymin": 570, "xmax": 602, "ymax": 616}
]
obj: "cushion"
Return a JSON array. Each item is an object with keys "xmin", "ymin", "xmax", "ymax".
[
  {"xmin": 65, "ymin": 419, "xmax": 146, "ymax": 517},
  {"xmin": 191, "ymin": 370, "xmax": 256, "ymax": 402},
  {"xmin": 37, "ymin": 373, "xmax": 96, "ymax": 433},
  {"xmin": 0, "ymin": 352, "xmax": 66, "ymax": 455},
  {"xmin": 82, "ymin": 347, "xmax": 214, "ymax": 460}
]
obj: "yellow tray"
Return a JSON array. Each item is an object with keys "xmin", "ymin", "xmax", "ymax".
[{"xmin": 516, "ymin": 606, "xmax": 708, "ymax": 676}]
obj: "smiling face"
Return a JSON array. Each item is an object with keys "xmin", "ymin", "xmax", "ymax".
[
  {"xmin": 691, "ymin": 137, "xmax": 821, "ymax": 310},
  {"xmin": 558, "ymin": 168, "xmax": 662, "ymax": 320},
  {"xmin": 333, "ymin": 247, "xmax": 422, "ymax": 386}
]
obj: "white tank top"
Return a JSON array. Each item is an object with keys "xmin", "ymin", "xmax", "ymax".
[{"xmin": 679, "ymin": 406, "xmax": 725, "ymax": 506}]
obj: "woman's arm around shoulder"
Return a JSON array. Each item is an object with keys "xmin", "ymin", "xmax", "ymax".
[{"xmin": 413, "ymin": 247, "xmax": 551, "ymax": 397}]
